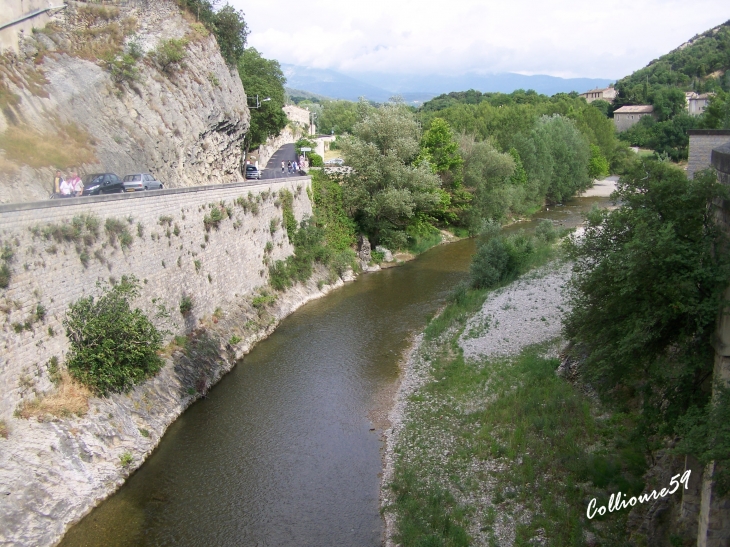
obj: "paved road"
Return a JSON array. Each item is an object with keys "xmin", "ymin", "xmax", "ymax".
[{"xmin": 260, "ymin": 143, "xmax": 301, "ymax": 180}]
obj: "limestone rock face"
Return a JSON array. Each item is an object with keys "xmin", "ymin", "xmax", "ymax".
[
  {"xmin": 0, "ymin": 0, "xmax": 250, "ymax": 204},
  {"xmin": 358, "ymin": 234, "xmax": 371, "ymax": 263}
]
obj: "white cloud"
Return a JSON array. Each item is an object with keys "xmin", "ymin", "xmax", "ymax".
[{"xmin": 229, "ymin": 0, "xmax": 728, "ymax": 79}]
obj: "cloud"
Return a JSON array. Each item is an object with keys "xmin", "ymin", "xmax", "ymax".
[{"xmin": 230, "ymin": 0, "xmax": 729, "ymax": 79}]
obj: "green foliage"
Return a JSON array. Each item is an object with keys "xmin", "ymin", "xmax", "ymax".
[
  {"xmin": 104, "ymin": 218, "xmax": 133, "ymax": 248},
  {"xmin": 619, "ymin": 113, "xmax": 696, "ymax": 164},
  {"xmin": 469, "ymin": 229, "xmax": 560, "ymax": 290},
  {"xmin": 614, "ymin": 21, "xmax": 730, "ymax": 100},
  {"xmin": 64, "ymin": 277, "xmax": 164, "ymax": 395},
  {"xmin": 279, "ymin": 189, "xmax": 297, "ymax": 237},
  {"xmin": 307, "ymin": 152, "xmax": 324, "ymax": 167},
  {"xmin": 177, "ymin": 0, "xmax": 249, "ymax": 65},
  {"xmin": 203, "ymin": 205, "xmax": 227, "ymax": 230},
  {"xmin": 587, "ymin": 144, "xmax": 610, "ymax": 179},
  {"xmin": 104, "ymin": 51, "xmax": 140, "ymax": 84},
  {"xmin": 310, "ymin": 170, "xmax": 356, "ymax": 251},
  {"xmin": 150, "ymin": 38, "xmax": 188, "ymax": 73},
  {"xmin": 317, "ymin": 100, "xmax": 360, "ymax": 135},
  {"xmin": 419, "ymin": 118, "xmax": 463, "ymax": 181},
  {"xmin": 238, "ymin": 48, "xmax": 287, "ymax": 150},
  {"xmin": 211, "ymin": 4, "xmax": 249, "ymax": 64},
  {"xmin": 47, "ymin": 356, "xmax": 61, "ymax": 386},
  {"xmin": 0, "ymin": 244, "xmax": 12, "ymax": 289},
  {"xmin": 340, "ymin": 101, "xmax": 442, "ymax": 248},
  {"xmin": 564, "ymin": 162, "xmax": 730, "ymax": 444},
  {"xmin": 179, "ymin": 295, "xmax": 194, "ymax": 315},
  {"xmin": 698, "ymin": 90, "xmax": 730, "ymax": 128},
  {"xmin": 119, "ymin": 451, "xmax": 133, "ymax": 467},
  {"xmin": 228, "ymin": 335, "xmax": 242, "ymax": 345},
  {"xmin": 251, "ymin": 291, "xmax": 276, "ymax": 309}
]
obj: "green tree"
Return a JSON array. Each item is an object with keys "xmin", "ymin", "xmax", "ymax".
[
  {"xmin": 650, "ymin": 86, "xmax": 688, "ymax": 121},
  {"xmin": 238, "ymin": 47, "xmax": 287, "ymax": 151},
  {"xmin": 317, "ymin": 100, "xmax": 362, "ymax": 135},
  {"xmin": 587, "ymin": 144, "xmax": 609, "ymax": 179},
  {"xmin": 419, "ymin": 118, "xmax": 463, "ymax": 182},
  {"xmin": 532, "ymin": 115, "xmax": 591, "ymax": 203},
  {"xmin": 340, "ymin": 102, "xmax": 442, "ymax": 248},
  {"xmin": 64, "ymin": 277, "xmax": 165, "ymax": 395},
  {"xmin": 564, "ymin": 162, "xmax": 729, "ymax": 443},
  {"xmin": 212, "ymin": 4, "xmax": 249, "ymax": 65},
  {"xmin": 699, "ymin": 90, "xmax": 730, "ymax": 128}
]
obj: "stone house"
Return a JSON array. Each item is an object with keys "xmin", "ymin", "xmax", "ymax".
[
  {"xmin": 283, "ymin": 104, "xmax": 316, "ymax": 136},
  {"xmin": 685, "ymin": 92, "xmax": 715, "ymax": 116},
  {"xmin": 580, "ymin": 86, "xmax": 617, "ymax": 103},
  {"xmin": 613, "ymin": 105, "xmax": 655, "ymax": 132}
]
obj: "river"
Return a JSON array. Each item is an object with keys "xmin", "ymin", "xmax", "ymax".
[{"xmin": 59, "ymin": 194, "xmax": 612, "ymax": 547}]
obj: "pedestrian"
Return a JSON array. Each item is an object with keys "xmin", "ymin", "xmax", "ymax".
[
  {"xmin": 69, "ymin": 172, "xmax": 83, "ymax": 196},
  {"xmin": 287, "ymin": 161, "xmax": 292, "ymax": 173},
  {"xmin": 59, "ymin": 177, "xmax": 74, "ymax": 197},
  {"xmin": 281, "ymin": 161, "xmax": 285, "ymax": 174},
  {"xmin": 292, "ymin": 160, "xmax": 298, "ymax": 172},
  {"xmin": 53, "ymin": 170, "xmax": 64, "ymax": 196}
]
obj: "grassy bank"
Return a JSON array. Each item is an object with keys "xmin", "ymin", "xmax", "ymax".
[{"xmin": 384, "ymin": 261, "xmax": 646, "ymax": 547}]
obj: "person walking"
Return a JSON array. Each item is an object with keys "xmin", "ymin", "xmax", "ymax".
[
  {"xmin": 52, "ymin": 170, "xmax": 64, "ymax": 197},
  {"xmin": 281, "ymin": 161, "xmax": 285, "ymax": 174},
  {"xmin": 59, "ymin": 177, "xmax": 74, "ymax": 197},
  {"xmin": 287, "ymin": 161, "xmax": 292, "ymax": 174},
  {"xmin": 69, "ymin": 172, "xmax": 83, "ymax": 196}
]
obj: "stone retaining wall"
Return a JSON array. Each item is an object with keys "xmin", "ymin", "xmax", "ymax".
[
  {"xmin": 0, "ymin": 177, "xmax": 312, "ymax": 420},
  {"xmin": 687, "ymin": 130, "xmax": 730, "ymax": 179}
]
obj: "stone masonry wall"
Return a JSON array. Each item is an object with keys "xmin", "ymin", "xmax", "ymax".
[
  {"xmin": 0, "ymin": 176, "xmax": 312, "ymax": 421},
  {"xmin": 687, "ymin": 131, "xmax": 730, "ymax": 179}
]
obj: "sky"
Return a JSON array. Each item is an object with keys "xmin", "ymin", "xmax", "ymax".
[{"xmin": 228, "ymin": 0, "xmax": 728, "ymax": 80}]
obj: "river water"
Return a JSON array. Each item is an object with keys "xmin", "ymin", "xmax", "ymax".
[{"xmin": 59, "ymin": 195, "xmax": 612, "ymax": 547}]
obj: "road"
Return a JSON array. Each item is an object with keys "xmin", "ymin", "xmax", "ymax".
[{"xmin": 260, "ymin": 143, "xmax": 301, "ymax": 180}]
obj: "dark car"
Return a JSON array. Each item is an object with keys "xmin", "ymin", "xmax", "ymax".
[
  {"xmin": 122, "ymin": 173, "xmax": 164, "ymax": 192},
  {"xmin": 245, "ymin": 164, "xmax": 261, "ymax": 180},
  {"xmin": 81, "ymin": 173, "xmax": 124, "ymax": 195}
]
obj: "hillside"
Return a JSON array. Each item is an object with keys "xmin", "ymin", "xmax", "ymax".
[
  {"xmin": 615, "ymin": 19, "xmax": 730, "ymax": 103},
  {"xmin": 0, "ymin": 0, "xmax": 250, "ymax": 204}
]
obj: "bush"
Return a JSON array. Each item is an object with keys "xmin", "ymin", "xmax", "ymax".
[
  {"xmin": 308, "ymin": 152, "xmax": 324, "ymax": 167},
  {"xmin": 64, "ymin": 277, "xmax": 164, "ymax": 395},
  {"xmin": 179, "ymin": 295, "xmax": 194, "ymax": 315},
  {"xmin": 150, "ymin": 38, "xmax": 187, "ymax": 73},
  {"xmin": 470, "ymin": 229, "xmax": 559, "ymax": 290}
]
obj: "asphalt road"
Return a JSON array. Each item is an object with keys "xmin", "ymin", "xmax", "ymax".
[{"xmin": 260, "ymin": 143, "xmax": 302, "ymax": 180}]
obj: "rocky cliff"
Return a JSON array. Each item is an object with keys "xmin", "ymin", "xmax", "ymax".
[{"xmin": 0, "ymin": 0, "xmax": 250, "ymax": 204}]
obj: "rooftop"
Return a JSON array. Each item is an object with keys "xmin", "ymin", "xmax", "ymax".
[{"xmin": 614, "ymin": 105, "xmax": 654, "ymax": 114}]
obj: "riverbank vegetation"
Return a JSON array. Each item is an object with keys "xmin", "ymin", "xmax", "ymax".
[
  {"xmin": 325, "ymin": 89, "xmax": 624, "ymax": 250},
  {"xmin": 564, "ymin": 160, "xmax": 730, "ymax": 493}
]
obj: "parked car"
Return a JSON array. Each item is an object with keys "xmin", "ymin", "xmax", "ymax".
[
  {"xmin": 123, "ymin": 173, "xmax": 164, "ymax": 192},
  {"xmin": 245, "ymin": 164, "xmax": 261, "ymax": 180},
  {"xmin": 81, "ymin": 173, "xmax": 124, "ymax": 195}
]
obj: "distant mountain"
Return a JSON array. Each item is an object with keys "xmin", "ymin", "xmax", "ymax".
[
  {"xmin": 285, "ymin": 87, "xmax": 333, "ymax": 102},
  {"xmin": 342, "ymin": 71, "xmax": 613, "ymax": 97},
  {"xmin": 281, "ymin": 64, "xmax": 613, "ymax": 103}
]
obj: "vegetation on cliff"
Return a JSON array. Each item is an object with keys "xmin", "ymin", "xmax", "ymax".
[{"xmin": 64, "ymin": 276, "xmax": 166, "ymax": 395}]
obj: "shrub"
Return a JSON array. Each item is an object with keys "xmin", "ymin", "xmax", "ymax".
[
  {"xmin": 105, "ymin": 218, "xmax": 133, "ymax": 248},
  {"xmin": 203, "ymin": 206, "xmax": 226, "ymax": 230},
  {"xmin": 308, "ymin": 152, "xmax": 324, "ymax": 167},
  {"xmin": 179, "ymin": 295, "xmax": 194, "ymax": 315},
  {"xmin": 150, "ymin": 38, "xmax": 188, "ymax": 73},
  {"xmin": 0, "ymin": 263, "xmax": 10, "ymax": 289},
  {"xmin": 228, "ymin": 335, "xmax": 242, "ymax": 345},
  {"xmin": 119, "ymin": 451, "xmax": 133, "ymax": 467},
  {"xmin": 64, "ymin": 277, "xmax": 164, "ymax": 395}
]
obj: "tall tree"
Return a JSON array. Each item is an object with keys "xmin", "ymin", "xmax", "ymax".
[
  {"xmin": 340, "ymin": 102, "xmax": 442, "ymax": 248},
  {"xmin": 238, "ymin": 48, "xmax": 287, "ymax": 151}
]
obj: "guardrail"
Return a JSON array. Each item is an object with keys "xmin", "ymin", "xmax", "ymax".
[{"xmin": 0, "ymin": 175, "xmax": 310, "ymax": 214}]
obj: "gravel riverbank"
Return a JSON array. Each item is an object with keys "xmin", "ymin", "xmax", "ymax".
[{"xmin": 380, "ymin": 261, "xmax": 573, "ymax": 547}]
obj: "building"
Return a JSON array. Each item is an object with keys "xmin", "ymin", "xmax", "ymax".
[
  {"xmin": 613, "ymin": 105, "xmax": 655, "ymax": 132},
  {"xmin": 580, "ymin": 87, "xmax": 617, "ymax": 104},
  {"xmin": 283, "ymin": 104, "xmax": 315, "ymax": 136},
  {"xmin": 685, "ymin": 91, "xmax": 715, "ymax": 116},
  {"xmin": 687, "ymin": 129, "xmax": 730, "ymax": 178}
]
